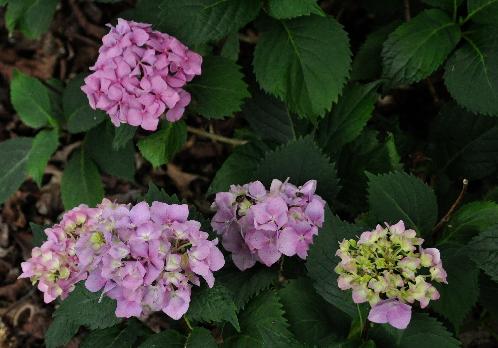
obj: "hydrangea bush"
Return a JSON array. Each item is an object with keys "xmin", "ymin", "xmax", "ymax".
[{"xmin": 1, "ymin": 0, "xmax": 497, "ymax": 347}]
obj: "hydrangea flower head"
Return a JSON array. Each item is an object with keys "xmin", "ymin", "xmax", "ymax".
[
  {"xmin": 211, "ymin": 179, "xmax": 325, "ymax": 271},
  {"xmin": 20, "ymin": 199, "xmax": 224, "ymax": 321},
  {"xmin": 81, "ymin": 18, "xmax": 202, "ymax": 131},
  {"xmin": 334, "ymin": 221, "xmax": 447, "ymax": 329}
]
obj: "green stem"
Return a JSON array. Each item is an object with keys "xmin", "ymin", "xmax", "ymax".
[
  {"xmin": 357, "ymin": 304, "xmax": 364, "ymax": 336},
  {"xmin": 184, "ymin": 315, "xmax": 193, "ymax": 331}
]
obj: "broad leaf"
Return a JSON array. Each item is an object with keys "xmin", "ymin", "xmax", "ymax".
[
  {"xmin": 444, "ymin": 25, "xmax": 498, "ymax": 115},
  {"xmin": 30, "ymin": 222, "xmax": 46, "ymax": 247},
  {"xmin": 429, "ymin": 103, "xmax": 498, "ymax": 179},
  {"xmin": 137, "ymin": 121, "xmax": 187, "ymax": 168},
  {"xmin": 63, "ymin": 74, "xmax": 106, "ymax": 133},
  {"xmin": 468, "ymin": 226, "xmax": 498, "ymax": 282},
  {"xmin": 18, "ymin": 0, "xmax": 58, "ymax": 38},
  {"xmin": 85, "ymin": 123, "xmax": 135, "ymax": 181},
  {"xmin": 10, "ymin": 70, "xmax": 54, "ymax": 128},
  {"xmin": 113, "ymin": 124, "xmax": 137, "ymax": 150},
  {"xmin": 317, "ymin": 82, "xmax": 379, "ymax": 156},
  {"xmin": 306, "ymin": 209, "xmax": 364, "ymax": 317},
  {"xmin": 431, "ymin": 245, "xmax": 480, "ymax": 331},
  {"xmin": 27, "ymin": 129, "xmax": 59, "ymax": 186},
  {"xmin": 367, "ymin": 171, "xmax": 438, "ymax": 235},
  {"xmin": 382, "ymin": 9, "xmax": 460, "ymax": 85},
  {"xmin": 422, "ymin": 0, "xmax": 463, "ymax": 11},
  {"xmin": 466, "ymin": 0, "xmax": 498, "ymax": 24},
  {"xmin": 242, "ymin": 90, "xmax": 295, "ymax": 144},
  {"xmin": 0, "ymin": 137, "xmax": 33, "ymax": 203},
  {"xmin": 5, "ymin": 0, "xmax": 30, "ymax": 32},
  {"xmin": 188, "ymin": 284, "xmax": 240, "ymax": 331},
  {"xmin": 479, "ymin": 273, "xmax": 498, "ymax": 320},
  {"xmin": 61, "ymin": 149, "xmax": 104, "ymax": 209},
  {"xmin": 253, "ymin": 15, "xmax": 351, "ymax": 118},
  {"xmin": 221, "ymin": 32, "xmax": 240, "ymax": 61},
  {"xmin": 158, "ymin": 0, "xmax": 261, "ymax": 46},
  {"xmin": 188, "ymin": 56, "xmax": 250, "ymax": 119},
  {"xmin": 268, "ymin": 0, "xmax": 323, "ymax": 19},
  {"xmin": 442, "ymin": 201, "xmax": 498, "ymax": 243},
  {"xmin": 80, "ymin": 319, "xmax": 150, "ymax": 348},
  {"xmin": 138, "ymin": 330, "xmax": 184, "ymax": 348},
  {"xmin": 143, "ymin": 183, "xmax": 181, "ymax": 204},
  {"xmin": 253, "ymin": 136, "xmax": 340, "ymax": 203},
  {"xmin": 185, "ymin": 327, "xmax": 217, "ymax": 348}
]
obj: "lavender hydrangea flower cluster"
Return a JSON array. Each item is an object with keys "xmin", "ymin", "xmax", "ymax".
[
  {"xmin": 335, "ymin": 221, "xmax": 448, "ymax": 329},
  {"xmin": 20, "ymin": 199, "xmax": 224, "ymax": 320},
  {"xmin": 211, "ymin": 179, "xmax": 325, "ymax": 271},
  {"xmin": 81, "ymin": 18, "xmax": 202, "ymax": 131}
]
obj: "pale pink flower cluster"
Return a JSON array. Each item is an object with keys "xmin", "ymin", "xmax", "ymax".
[
  {"xmin": 211, "ymin": 179, "xmax": 325, "ymax": 271},
  {"xmin": 335, "ymin": 221, "xmax": 448, "ymax": 329},
  {"xmin": 81, "ymin": 18, "xmax": 202, "ymax": 131},
  {"xmin": 20, "ymin": 199, "xmax": 224, "ymax": 320}
]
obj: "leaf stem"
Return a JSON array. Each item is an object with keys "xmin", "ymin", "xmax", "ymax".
[
  {"xmin": 184, "ymin": 315, "xmax": 193, "ymax": 331},
  {"xmin": 187, "ymin": 126, "xmax": 248, "ymax": 146},
  {"xmin": 432, "ymin": 178, "xmax": 469, "ymax": 236},
  {"xmin": 357, "ymin": 304, "xmax": 364, "ymax": 336}
]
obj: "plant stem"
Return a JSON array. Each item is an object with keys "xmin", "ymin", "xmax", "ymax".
[
  {"xmin": 432, "ymin": 178, "xmax": 469, "ymax": 235},
  {"xmin": 403, "ymin": 0, "xmax": 411, "ymax": 21},
  {"xmin": 187, "ymin": 126, "xmax": 248, "ymax": 146},
  {"xmin": 184, "ymin": 315, "xmax": 193, "ymax": 331},
  {"xmin": 357, "ymin": 304, "xmax": 364, "ymax": 337}
]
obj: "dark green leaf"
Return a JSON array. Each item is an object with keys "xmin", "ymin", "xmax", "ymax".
[
  {"xmin": 18, "ymin": 0, "xmax": 58, "ymax": 38},
  {"xmin": 189, "ymin": 56, "xmax": 250, "ymax": 119},
  {"xmin": 306, "ymin": 209, "xmax": 363, "ymax": 317},
  {"xmin": 113, "ymin": 124, "xmax": 137, "ymax": 150},
  {"xmin": 143, "ymin": 183, "xmax": 181, "ymax": 204},
  {"xmin": 382, "ymin": 9, "xmax": 460, "ymax": 85},
  {"xmin": 10, "ymin": 70, "xmax": 54, "ymax": 128},
  {"xmin": 444, "ymin": 25, "xmax": 498, "ymax": 115},
  {"xmin": 253, "ymin": 136, "xmax": 340, "ymax": 203},
  {"xmin": 221, "ymin": 32, "xmax": 240, "ymax": 61},
  {"xmin": 479, "ymin": 273, "xmax": 498, "ymax": 320},
  {"xmin": 466, "ymin": 0, "xmax": 498, "ymax": 24},
  {"xmin": 63, "ymin": 74, "xmax": 106, "ymax": 133},
  {"xmin": 138, "ymin": 330, "xmax": 185, "ymax": 348},
  {"xmin": 253, "ymin": 15, "xmax": 351, "ymax": 118},
  {"xmin": 242, "ymin": 90, "xmax": 295, "ymax": 144},
  {"xmin": 468, "ymin": 226, "xmax": 498, "ymax": 282},
  {"xmin": 0, "ymin": 137, "xmax": 33, "ymax": 203},
  {"xmin": 422, "ymin": 0, "xmax": 463, "ymax": 11},
  {"xmin": 61, "ymin": 149, "xmax": 104, "ymax": 209},
  {"xmin": 30, "ymin": 222, "xmax": 46, "ymax": 247},
  {"xmin": 27, "ymin": 129, "xmax": 59, "ymax": 186},
  {"xmin": 188, "ymin": 284, "xmax": 240, "ymax": 331},
  {"xmin": 367, "ymin": 171, "xmax": 438, "ymax": 235},
  {"xmin": 80, "ymin": 319, "xmax": 150, "ymax": 348},
  {"xmin": 317, "ymin": 82, "xmax": 378, "ymax": 156},
  {"xmin": 5, "ymin": 0, "xmax": 30, "ymax": 32},
  {"xmin": 268, "ymin": 0, "xmax": 323, "ymax": 19},
  {"xmin": 185, "ymin": 327, "xmax": 217, "ymax": 348},
  {"xmin": 85, "ymin": 123, "xmax": 135, "ymax": 181},
  {"xmin": 137, "ymin": 121, "xmax": 187, "ymax": 168}
]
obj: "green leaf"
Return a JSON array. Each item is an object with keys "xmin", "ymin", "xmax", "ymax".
[
  {"xmin": 444, "ymin": 25, "xmax": 498, "ymax": 115},
  {"xmin": 207, "ymin": 141, "xmax": 268, "ymax": 195},
  {"xmin": 158, "ymin": 0, "xmax": 261, "ymax": 46},
  {"xmin": 268, "ymin": 0, "xmax": 324, "ymax": 19},
  {"xmin": 138, "ymin": 330, "xmax": 185, "ymax": 348},
  {"xmin": 30, "ymin": 222, "xmax": 46, "ymax": 247},
  {"xmin": 188, "ymin": 284, "xmax": 240, "ymax": 331},
  {"xmin": 442, "ymin": 201, "xmax": 498, "ymax": 243},
  {"xmin": 226, "ymin": 291, "xmax": 294, "ymax": 347},
  {"xmin": 143, "ymin": 183, "xmax": 181, "ymax": 204},
  {"xmin": 253, "ymin": 15, "xmax": 351, "ymax": 118},
  {"xmin": 431, "ymin": 245, "xmax": 480, "ymax": 331},
  {"xmin": 27, "ymin": 129, "xmax": 59, "ymax": 186},
  {"xmin": 429, "ymin": 103, "xmax": 498, "ymax": 179},
  {"xmin": 61, "ymin": 149, "xmax": 104, "ymax": 209},
  {"xmin": 317, "ymin": 82, "xmax": 378, "ymax": 156},
  {"xmin": 367, "ymin": 171, "xmax": 438, "ymax": 235},
  {"xmin": 466, "ymin": 0, "xmax": 498, "ymax": 24},
  {"xmin": 5, "ymin": 0, "xmax": 30, "ymax": 31},
  {"xmin": 221, "ymin": 32, "xmax": 240, "ymax": 61},
  {"xmin": 85, "ymin": 123, "xmax": 135, "ymax": 181},
  {"xmin": 279, "ymin": 278, "xmax": 347, "ymax": 344},
  {"xmin": 478, "ymin": 273, "xmax": 498, "ymax": 320},
  {"xmin": 0, "ymin": 137, "xmax": 33, "ymax": 204},
  {"xmin": 241, "ymin": 90, "xmax": 295, "ymax": 144},
  {"xmin": 422, "ymin": 0, "xmax": 463, "ymax": 11},
  {"xmin": 188, "ymin": 56, "xmax": 249, "ymax": 119},
  {"xmin": 253, "ymin": 136, "xmax": 340, "ymax": 203},
  {"xmin": 371, "ymin": 312, "xmax": 461, "ymax": 348},
  {"xmin": 351, "ymin": 22, "xmax": 400, "ymax": 81},
  {"xmin": 10, "ymin": 70, "xmax": 54, "ymax": 128},
  {"xmin": 18, "ymin": 0, "xmax": 58, "ymax": 38},
  {"xmin": 185, "ymin": 327, "xmax": 217, "ymax": 348},
  {"xmin": 306, "ymin": 209, "xmax": 364, "ymax": 317},
  {"xmin": 113, "ymin": 124, "xmax": 137, "ymax": 150},
  {"xmin": 468, "ymin": 226, "xmax": 498, "ymax": 282},
  {"xmin": 80, "ymin": 319, "xmax": 150, "ymax": 348},
  {"xmin": 137, "ymin": 121, "xmax": 187, "ymax": 168},
  {"xmin": 218, "ymin": 267, "xmax": 277, "ymax": 310},
  {"xmin": 63, "ymin": 74, "xmax": 106, "ymax": 133},
  {"xmin": 382, "ymin": 9, "xmax": 461, "ymax": 85},
  {"xmin": 45, "ymin": 284, "xmax": 121, "ymax": 348}
]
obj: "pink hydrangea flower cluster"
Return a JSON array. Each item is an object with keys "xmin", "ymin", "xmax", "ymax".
[
  {"xmin": 335, "ymin": 221, "xmax": 448, "ymax": 329},
  {"xmin": 20, "ymin": 199, "xmax": 224, "ymax": 320},
  {"xmin": 211, "ymin": 179, "xmax": 325, "ymax": 271},
  {"xmin": 81, "ymin": 18, "xmax": 202, "ymax": 131}
]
